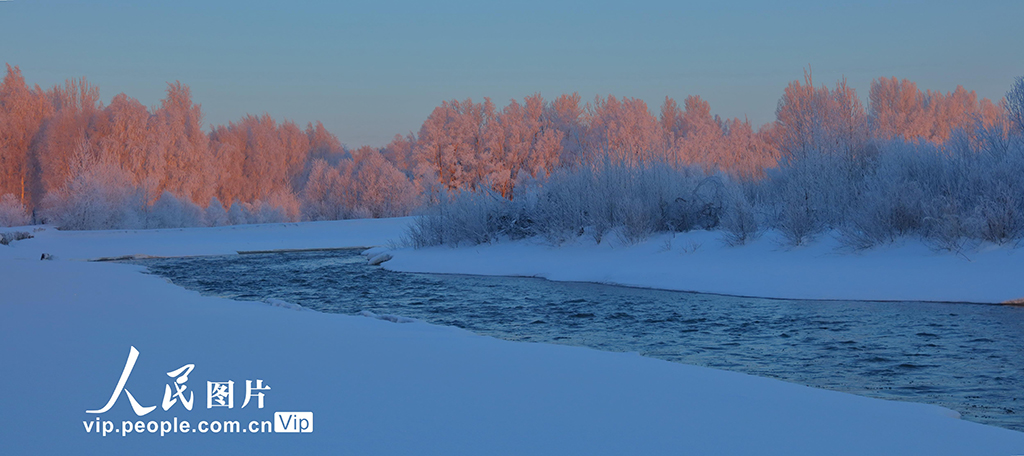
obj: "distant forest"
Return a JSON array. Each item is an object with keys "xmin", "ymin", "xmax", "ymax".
[{"xmin": 1, "ymin": 64, "xmax": 1021, "ymax": 247}]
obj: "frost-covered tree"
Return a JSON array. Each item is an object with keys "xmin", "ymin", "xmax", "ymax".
[
  {"xmin": 0, "ymin": 193, "xmax": 30, "ymax": 227},
  {"xmin": 300, "ymin": 158, "xmax": 346, "ymax": 221},
  {"xmin": 148, "ymin": 82, "xmax": 213, "ymax": 203},
  {"xmin": 869, "ymin": 77, "xmax": 929, "ymax": 141},
  {"xmin": 208, "ymin": 121, "xmax": 246, "ymax": 206},
  {"xmin": 35, "ymin": 77, "xmax": 102, "ymax": 203},
  {"xmin": 659, "ymin": 96, "xmax": 685, "ymax": 144},
  {"xmin": 414, "ymin": 98, "xmax": 489, "ymax": 191},
  {"xmin": 306, "ymin": 121, "xmax": 344, "ymax": 162},
  {"xmin": 301, "ymin": 148, "xmax": 417, "ymax": 220},
  {"xmin": 381, "ymin": 132, "xmax": 418, "ymax": 177},
  {"xmin": 1007, "ymin": 76, "xmax": 1024, "ymax": 134},
  {"xmin": 209, "ymin": 114, "xmax": 310, "ymax": 205},
  {"xmin": 0, "ymin": 65, "xmax": 51, "ymax": 208},
  {"xmin": 544, "ymin": 93, "xmax": 587, "ymax": 167},
  {"xmin": 659, "ymin": 96, "xmax": 777, "ymax": 177},
  {"xmin": 584, "ymin": 95, "xmax": 666, "ymax": 166},
  {"xmin": 482, "ymin": 94, "xmax": 562, "ymax": 198},
  {"xmin": 671, "ymin": 95, "xmax": 725, "ymax": 167},
  {"xmin": 94, "ymin": 93, "xmax": 161, "ymax": 200},
  {"xmin": 926, "ymin": 86, "xmax": 975, "ymax": 143},
  {"xmin": 39, "ymin": 148, "xmax": 146, "ymax": 230},
  {"xmin": 348, "ymin": 146, "xmax": 417, "ymax": 217},
  {"xmin": 869, "ymin": 77, "xmax": 1006, "ymax": 144},
  {"xmin": 719, "ymin": 118, "xmax": 779, "ymax": 179},
  {"xmin": 774, "ymin": 70, "xmax": 868, "ymax": 159}
]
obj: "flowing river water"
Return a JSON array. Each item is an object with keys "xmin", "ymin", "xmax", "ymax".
[{"xmin": 130, "ymin": 249, "xmax": 1024, "ymax": 431}]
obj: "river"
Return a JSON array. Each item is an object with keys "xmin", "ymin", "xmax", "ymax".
[{"xmin": 130, "ymin": 249, "xmax": 1024, "ymax": 431}]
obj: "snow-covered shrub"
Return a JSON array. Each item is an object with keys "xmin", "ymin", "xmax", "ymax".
[
  {"xmin": 932, "ymin": 128, "xmax": 1024, "ymax": 246},
  {"xmin": 409, "ymin": 160, "xmax": 752, "ymax": 247},
  {"xmin": 614, "ymin": 195, "xmax": 657, "ymax": 244},
  {"xmin": 241, "ymin": 201, "xmax": 286, "ymax": 224},
  {"xmin": 970, "ymin": 189, "xmax": 1023, "ymax": 245},
  {"xmin": 204, "ymin": 197, "xmax": 229, "ymax": 227},
  {"xmin": 408, "ymin": 187, "xmax": 518, "ymax": 247},
  {"xmin": 837, "ymin": 141, "xmax": 933, "ymax": 248},
  {"xmin": 40, "ymin": 158, "xmax": 146, "ymax": 230},
  {"xmin": 767, "ymin": 149, "xmax": 858, "ymax": 245},
  {"xmin": 147, "ymin": 191, "xmax": 204, "ymax": 229},
  {"xmin": 0, "ymin": 231, "xmax": 32, "ymax": 245},
  {"xmin": 923, "ymin": 198, "xmax": 971, "ymax": 252},
  {"xmin": 0, "ymin": 194, "xmax": 30, "ymax": 227},
  {"xmin": 969, "ymin": 139, "xmax": 1024, "ymax": 245},
  {"xmin": 529, "ymin": 167, "xmax": 592, "ymax": 243},
  {"xmin": 227, "ymin": 192, "xmax": 301, "ymax": 225},
  {"xmin": 533, "ymin": 161, "xmax": 736, "ymax": 244},
  {"xmin": 227, "ymin": 201, "xmax": 247, "ymax": 225},
  {"xmin": 720, "ymin": 184, "xmax": 759, "ymax": 246},
  {"xmin": 832, "ymin": 128, "xmax": 1024, "ymax": 249}
]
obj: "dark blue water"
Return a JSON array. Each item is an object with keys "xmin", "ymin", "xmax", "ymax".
[{"xmin": 132, "ymin": 249, "xmax": 1024, "ymax": 431}]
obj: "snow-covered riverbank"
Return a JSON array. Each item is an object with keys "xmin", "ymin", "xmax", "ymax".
[
  {"xmin": 0, "ymin": 217, "xmax": 413, "ymax": 261},
  {"xmin": 385, "ymin": 229, "xmax": 1024, "ymax": 304},
  {"xmin": 1, "ymin": 219, "xmax": 1023, "ymax": 455}
]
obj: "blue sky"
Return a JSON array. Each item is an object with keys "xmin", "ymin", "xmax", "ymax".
[{"xmin": 2, "ymin": 0, "xmax": 1022, "ymax": 146}]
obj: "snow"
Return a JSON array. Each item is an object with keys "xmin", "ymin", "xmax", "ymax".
[
  {"xmin": 0, "ymin": 217, "xmax": 412, "ymax": 261},
  {"xmin": 2, "ymin": 219, "xmax": 1023, "ymax": 455},
  {"xmin": 265, "ymin": 298, "xmax": 307, "ymax": 311},
  {"xmin": 385, "ymin": 229, "xmax": 1024, "ymax": 304}
]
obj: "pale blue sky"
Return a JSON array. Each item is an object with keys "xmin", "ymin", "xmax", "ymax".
[{"xmin": 2, "ymin": 0, "xmax": 1022, "ymax": 146}]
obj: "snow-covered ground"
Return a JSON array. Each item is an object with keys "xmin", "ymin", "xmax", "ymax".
[
  {"xmin": 2, "ymin": 219, "xmax": 1023, "ymax": 455},
  {"xmin": 0, "ymin": 217, "xmax": 413, "ymax": 261},
  {"xmin": 385, "ymin": 230, "xmax": 1024, "ymax": 304}
]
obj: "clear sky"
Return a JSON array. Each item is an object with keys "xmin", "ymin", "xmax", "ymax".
[{"xmin": 2, "ymin": 0, "xmax": 1022, "ymax": 147}]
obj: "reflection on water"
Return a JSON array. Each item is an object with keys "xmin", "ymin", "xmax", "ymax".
[{"xmin": 132, "ymin": 249, "xmax": 1024, "ymax": 431}]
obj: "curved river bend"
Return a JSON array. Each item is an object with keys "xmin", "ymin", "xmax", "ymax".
[{"xmin": 131, "ymin": 249, "xmax": 1024, "ymax": 431}]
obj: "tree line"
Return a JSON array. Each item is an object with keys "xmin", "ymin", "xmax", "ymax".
[
  {"xmin": 410, "ymin": 74, "xmax": 1024, "ymax": 250},
  {"xmin": 0, "ymin": 64, "xmax": 1016, "ymax": 230}
]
